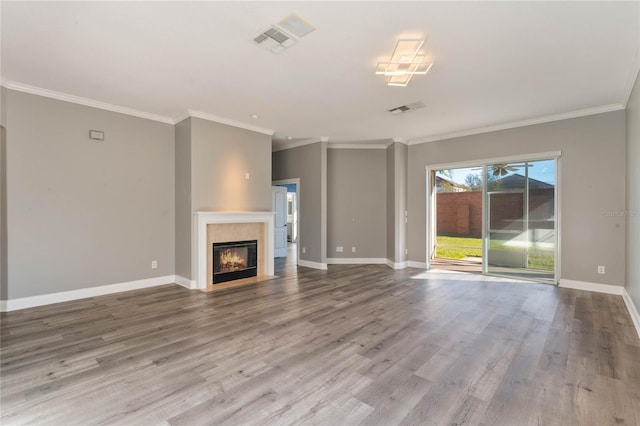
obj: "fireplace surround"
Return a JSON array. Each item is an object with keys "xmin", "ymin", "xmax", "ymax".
[{"xmin": 194, "ymin": 212, "xmax": 275, "ymax": 290}]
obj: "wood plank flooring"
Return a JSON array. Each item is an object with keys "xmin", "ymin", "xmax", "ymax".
[{"xmin": 1, "ymin": 256, "xmax": 639, "ymax": 425}]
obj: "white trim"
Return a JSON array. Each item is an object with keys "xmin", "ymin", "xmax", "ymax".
[
  {"xmin": 298, "ymin": 259, "xmax": 328, "ymax": 270},
  {"xmin": 0, "ymin": 275, "xmax": 176, "ymax": 312},
  {"xmin": 194, "ymin": 211, "xmax": 276, "ymax": 290},
  {"xmin": 1, "ymin": 80, "xmax": 175, "ymax": 124},
  {"xmin": 386, "ymin": 259, "xmax": 407, "ymax": 269},
  {"xmin": 174, "ymin": 112, "xmax": 191, "ymax": 125},
  {"xmin": 327, "ymin": 258, "xmax": 387, "ymax": 265},
  {"xmin": 426, "ymin": 151, "xmax": 562, "ymax": 172},
  {"xmin": 174, "ymin": 275, "xmax": 196, "ymax": 290},
  {"xmin": 188, "ymin": 109, "xmax": 274, "ymax": 136},
  {"xmin": 408, "ymin": 104, "xmax": 625, "ymax": 146},
  {"xmin": 272, "ymin": 137, "xmax": 324, "ymax": 152},
  {"xmin": 407, "ymin": 261, "xmax": 428, "ymax": 269},
  {"xmin": 623, "ymin": 44, "xmax": 640, "ymax": 107},
  {"xmin": 559, "ymin": 279, "xmax": 624, "ymax": 295},
  {"xmin": 328, "ymin": 144, "xmax": 388, "ymax": 150},
  {"xmin": 0, "ymin": 80, "xmax": 279, "ymax": 136},
  {"xmin": 622, "ymin": 288, "xmax": 640, "ymax": 339}
]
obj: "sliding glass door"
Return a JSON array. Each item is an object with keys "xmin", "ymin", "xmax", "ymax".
[{"xmin": 484, "ymin": 160, "xmax": 556, "ymax": 283}]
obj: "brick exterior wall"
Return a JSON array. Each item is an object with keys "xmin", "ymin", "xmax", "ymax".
[{"xmin": 437, "ymin": 188, "xmax": 554, "ymax": 237}]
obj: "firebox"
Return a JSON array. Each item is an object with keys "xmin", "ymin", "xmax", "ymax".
[{"xmin": 212, "ymin": 240, "xmax": 258, "ymax": 284}]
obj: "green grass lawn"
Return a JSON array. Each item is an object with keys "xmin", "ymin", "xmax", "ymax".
[
  {"xmin": 435, "ymin": 235, "xmax": 482, "ymax": 259},
  {"xmin": 436, "ymin": 235, "xmax": 554, "ymax": 271}
]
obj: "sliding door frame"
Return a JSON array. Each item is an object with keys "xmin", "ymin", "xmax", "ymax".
[{"xmin": 425, "ymin": 150, "xmax": 561, "ymax": 284}]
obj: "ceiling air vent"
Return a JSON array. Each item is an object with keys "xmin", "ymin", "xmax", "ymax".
[
  {"xmin": 388, "ymin": 101, "xmax": 426, "ymax": 115},
  {"xmin": 254, "ymin": 14, "xmax": 315, "ymax": 54},
  {"xmin": 254, "ymin": 26, "xmax": 296, "ymax": 54}
]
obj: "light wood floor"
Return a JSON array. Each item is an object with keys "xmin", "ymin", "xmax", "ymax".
[{"xmin": 1, "ymin": 255, "xmax": 639, "ymax": 425}]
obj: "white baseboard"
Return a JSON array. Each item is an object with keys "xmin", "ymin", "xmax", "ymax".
[
  {"xmin": 407, "ymin": 261, "xmax": 428, "ymax": 269},
  {"xmin": 622, "ymin": 288, "xmax": 640, "ymax": 339},
  {"xmin": 385, "ymin": 259, "xmax": 407, "ymax": 269},
  {"xmin": 0, "ymin": 275, "xmax": 177, "ymax": 312},
  {"xmin": 174, "ymin": 275, "xmax": 196, "ymax": 289},
  {"xmin": 327, "ymin": 258, "xmax": 387, "ymax": 265},
  {"xmin": 298, "ymin": 259, "xmax": 328, "ymax": 270},
  {"xmin": 558, "ymin": 279, "xmax": 624, "ymax": 295}
]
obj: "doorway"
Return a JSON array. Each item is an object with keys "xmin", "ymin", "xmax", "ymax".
[
  {"xmin": 427, "ymin": 153, "xmax": 559, "ymax": 284},
  {"xmin": 433, "ymin": 166, "xmax": 483, "ymax": 273},
  {"xmin": 273, "ymin": 178, "xmax": 300, "ymax": 265}
]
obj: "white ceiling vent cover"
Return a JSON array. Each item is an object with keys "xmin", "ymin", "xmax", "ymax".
[
  {"xmin": 254, "ymin": 26, "xmax": 296, "ymax": 54},
  {"xmin": 254, "ymin": 14, "xmax": 315, "ymax": 54},
  {"xmin": 388, "ymin": 101, "xmax": 426, "ymax": 115},
  {"xmin": 277, "ymin": 13, "xmax": 316, "ymax": 38}
]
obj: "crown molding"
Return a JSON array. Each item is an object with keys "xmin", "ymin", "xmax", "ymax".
[
  {"xmin": 272, "ymin": 137, "xmax": 325, "ymax": 152},
  {"xmin": 328, "ymin": 143, "xmax": 387, "ymax": 150},
  {"xmin": 173, "ymin": 111, "xmax": 191, "ymax": 125},
  {"xmin": 623, "ymin": 43, "xmax": 640, "ymax": 107},
  {"xmin": 408, "ymin": 103, "xmax": 626, "ymax": 146},
  {"xmin": 1, "ymin": 80, "xmax": 277, "ymax": 136},
  {"xmin": 187, "ymin": 109, "xmax": 274, "ymax": 136},
  {"xmin": 1, "ymin": 79, "xmax": 175, "ymax": 124}
]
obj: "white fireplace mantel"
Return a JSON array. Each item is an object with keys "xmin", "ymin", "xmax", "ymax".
[{"xmin": 193, "ymin": 211, "xmax": 275, "ymax": 290}]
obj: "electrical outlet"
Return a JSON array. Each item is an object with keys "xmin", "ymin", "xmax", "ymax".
[
  {"xmin": 405, "ymin": 248, "xmax": 408, "ymax": 255},
  {"xmin": 336, "ymin": 246, "xmax": 342, "ymax": 252},
  {"xmin": 351, "ymin": 247, "xmax": 356, "ymax": 253},
  {"xmin": 302, "ymin": 247, "xmax": 306, "ymax": 254},
  {"xmin": 597, "ymin": 265, "xmax": 605, "ymax": 274},
  {"xmin": 151, "ymin": 260, "xmax": 158, "ymax": 269}
]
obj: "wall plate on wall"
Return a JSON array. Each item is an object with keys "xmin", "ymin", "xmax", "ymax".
[{"xmin": 89, "ymin": 130, "xmax": 104, "ymax": 141}]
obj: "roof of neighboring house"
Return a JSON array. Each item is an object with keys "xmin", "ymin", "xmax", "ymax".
[
  {"xmin": 493, "ymin": 173, "xmax": 554, "ymax": 189},
  {"xmin": 436, "ymin": 176, "xmax": 467, "ymax": 192}
]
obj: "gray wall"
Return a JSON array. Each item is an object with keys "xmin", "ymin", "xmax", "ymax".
[
  {"xmin": 5, "ymin": 90, "xmax": 175, "ymax": 298},
  {"xmin": 191, "ymin": 118, "xmax": 272, "ymax": 212},
  {"xmin": 1, "ymin": 88, "xmax": 6, "ymax": 300},
  {"xmin": 273, "ymin": 142, "xmax": 327, "ymax": 264},
  {"xmin": 327, "ymin": 149, "xmax": 386, "ymax": 259},
  {"xmin": 173, "ymin": 117, "xmax": 272, "ymax": 280},
  {"xmin": 386, "ymin": 144, "xmax": 395, "ymax": 260},
  {"xmin": 626, "ymin": 70, "xmax": 640, "ymax": 309},
  {"xmin": 175, "ymin": 118, "xmax": 192, "ymax": 279},
  {"xmin": 393, "ymin": 143, "xmax": 408, "ymax": 263},
  {"xmin": 386, "ymin": 142, "xmax": 408, "ymax": 263},
  {"xmin": 408, "ymin": 110, "xmax": 627, "ymax": 286},
  {"xmin": 1, "ymin": 125, "xmax": 7, "ymax": 300}
]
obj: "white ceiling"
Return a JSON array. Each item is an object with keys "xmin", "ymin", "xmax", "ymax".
[{"xmin": 2, "ymin": 1, "xmax": 639, "ymax": 149}]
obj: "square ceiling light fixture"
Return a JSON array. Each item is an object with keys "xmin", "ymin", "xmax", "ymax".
[
  {"xmin": 254, "ymin": 13, "xmax": 316, "ymax": 54},
  {"xmin": 376, "ymin": 39, "xmax": 434, "ymax": 87}
]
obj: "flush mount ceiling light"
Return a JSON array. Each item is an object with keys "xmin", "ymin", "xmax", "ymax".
[{"xmin": 376, "ymin": 39, "xmax": 434, "ymax": 87}]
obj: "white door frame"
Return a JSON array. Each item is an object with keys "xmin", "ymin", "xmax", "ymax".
[
  {"xmin": 425, "ymin": 150, "xmax": 561, "ymax": 284},
  {"xmin": 273, "ymin": 178, "xmax": 301, "ymax": 265}
]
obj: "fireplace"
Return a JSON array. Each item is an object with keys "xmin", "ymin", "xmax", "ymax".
[{"xmin": 212, "ymin": 240, "xmax": 258, "ymax": 284}]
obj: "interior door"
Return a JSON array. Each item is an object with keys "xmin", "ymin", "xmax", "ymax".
[{"xmin": 272, "ymin": 186, "xmax": 288, "ymax": 258}]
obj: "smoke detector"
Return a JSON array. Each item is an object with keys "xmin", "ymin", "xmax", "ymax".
[
  {"xmin": 254, "ymin": 13, "xmax": 315, "ymax": 54},
  {"xmin": 388, "ymin": 101, "xmax": 426, "ymax": 115}
]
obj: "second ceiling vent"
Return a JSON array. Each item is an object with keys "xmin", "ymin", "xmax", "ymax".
[{"xmin": 388, "ymin": 101, "xmax": 426, "ymax": 115}]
